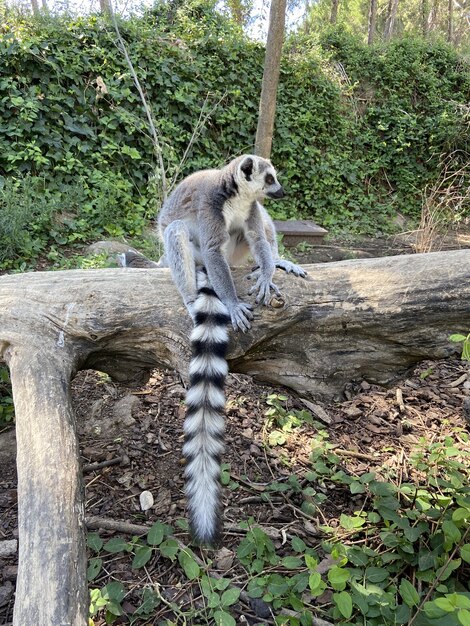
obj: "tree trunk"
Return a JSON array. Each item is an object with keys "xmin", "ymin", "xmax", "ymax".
[
  {"xmin": 330, "ymin": 0, "xmax": 340, "ymax": 23},
  {"xmin": 421, "ymin": 0, "xmax": 429, "ymax": 36},
  {"xmin": 383, "ymin": 0, "xmax": 399, "ymax": 40},
  {"xmin": 99, "ymin": 0, "xmax": 111, "ymax": 15},
  {"xmin": 31, "ymin": 0, "xmax": 40, "ymax": 16},
  {"xmin": 254, "ymin": 0, "xmax": 286, "ymax": 159},
  {"xmin": 367, "ymin": 0, "xmax": 377, "ymax": 44},
  {"xmin": 447, "ymin": 0, "xmax": 454, "ymax": 43},
  {"xmin": 1, "ymin": 250, "xmax": 469, "ymax": 623}
]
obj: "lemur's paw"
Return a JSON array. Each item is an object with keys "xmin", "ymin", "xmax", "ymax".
[
  {"xmin": 248, "ymin": 276, "xmax": 281, "ymax": 306},
  {"xmin": 275, "ymin": 260, "xmax": 307, "ymax": 277},
  {"xmin": 229, "ymin": 301, "xmax": 253, "ymax": 332}
]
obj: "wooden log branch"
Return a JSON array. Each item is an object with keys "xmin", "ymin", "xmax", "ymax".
[{"xmin": 0, "ymin": 249, "xmax": 469, "ymax": 625}]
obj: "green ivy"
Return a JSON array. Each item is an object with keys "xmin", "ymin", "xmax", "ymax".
[{"xmin": 0, "ymin": 5, "xmax": 468, "ymax": 268}]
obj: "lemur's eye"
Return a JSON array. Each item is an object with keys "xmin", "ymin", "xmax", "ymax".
[{"xmin": 265, "ymin": 174, "xmax": 275, "ymax": 185}]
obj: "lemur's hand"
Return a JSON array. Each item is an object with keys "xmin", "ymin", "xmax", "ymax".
[
  {"xmin": 228, "ymin": 301, "xmax": 254, "ymax": 332},
  {"xmin": 246, "ymin": 271, "xmax": 281, "ymax": 306},
  {"xmin": 275, "ymin": 259, "xmax": 307, "ymax": 277}
]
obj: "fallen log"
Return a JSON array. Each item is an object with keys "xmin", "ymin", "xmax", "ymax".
[{"xmin": 0, "ymin": 249, "xmax": 469, "ymax": 625}]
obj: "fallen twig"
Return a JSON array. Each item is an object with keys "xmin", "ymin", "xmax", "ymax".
[{"xmin": 83, "ymin": 456, "xmax": 124, "ymax": 473}]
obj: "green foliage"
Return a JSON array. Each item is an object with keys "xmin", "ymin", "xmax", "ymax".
[
  {"xmin": 0, "ymin": 365, "xmax": 14, "ymax": 427},
  {"xmin": 85, "ymin": 418, "xmax": 470, "ymax": 625},
  {"xmin": 264, "ymin": 393, "xmax": 314, "ymax": 446},
  {"xmin": 0, "ymin": 11, "xmax": 468, "ymax": 268},
  {"xmin": 450, "ymin": 333, "xmax": 470, "ymax": 361}
]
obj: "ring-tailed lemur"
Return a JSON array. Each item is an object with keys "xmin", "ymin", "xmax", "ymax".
[{"xmin": 123, "ymin": 155, "xmax": 306, "ymax": 545}]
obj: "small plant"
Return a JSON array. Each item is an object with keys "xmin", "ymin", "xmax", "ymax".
[
  {"xmin": 450, "ymin": 332, "xmax": 470, "ymax": 361},
  {"xmin": 0, "ymin": 365, "xmax": 14, "ymax": 428},
  {"xmin": 264, "ymin": 394, "xmax": 314, "ymax": 447}
]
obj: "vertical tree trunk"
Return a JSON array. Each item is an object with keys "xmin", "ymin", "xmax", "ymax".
[
  {"xmin": 31, "ymin": 0, "xmax": 40, "ymax": 16},
  {"xmin": 254, "ymin": 0, "xmax": 286, "ymax": 159},
  {"xmin": 429, "ymin": 0, "xmax": 438, "ymax": 30},
  {"xmin": 99, "ymin": 0, "xmax": 111, "ymax": 15},
  {"xmin": 421, "ymin": 0, "xmax": 429, "ymax": 36},
  {"xmin": 447, "ymin": 0, "xmax": 454, "ymax": 43},
  {"xmin": 367, "ymin": 0, "xmax": 377, "ymax": 44},
  {"xmin": 383, "ymin": 0, "xmax": 399, "ymax": 40},
  {"xmin": 330, "ymin": 0, "xmax": 340, "ymax": 23},
  {"xmin": 7, "ymin": 347, "xmax": 88, "ymax": 626}
]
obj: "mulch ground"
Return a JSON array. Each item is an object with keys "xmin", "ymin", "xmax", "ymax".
[{"xmin": 1, "ymin": 355, "xmax": 468, "ymax": 624}]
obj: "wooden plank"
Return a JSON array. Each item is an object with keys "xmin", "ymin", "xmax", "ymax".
[{"xmin": 274, "ymin": 220, "xmax": 328, "ymax": 246}]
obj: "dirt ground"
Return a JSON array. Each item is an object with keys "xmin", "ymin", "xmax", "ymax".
[{"xmin": 0, "ymin": 231, "xmax": 469, "ymax": 625}]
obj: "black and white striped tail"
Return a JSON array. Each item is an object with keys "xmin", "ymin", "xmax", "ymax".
[{"xmin": 183, "ymin": 271, "xmax": 230, "ymax": 545}]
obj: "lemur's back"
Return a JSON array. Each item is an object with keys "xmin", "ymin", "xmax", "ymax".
[{"xmin": 158, "ymin": 169, "xmax": 222, "ymax": 233}]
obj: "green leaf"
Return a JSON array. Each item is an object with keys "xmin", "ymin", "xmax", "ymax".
[
  {"xmin": 449, "ymin": 334, "xmax": 467, "ymax": 342},
  {"xmin": 460, "ymin": 544, "xmax": 470, "ymax": 564},
  {"xmin": 178, "ymin": 550, "xmax": 200, "ymax": 580},
  {"xmin": 434, "ymin": 597, "xmax": 457, "ymax": 612},
  {"xmin": 105, "ymin": 600, "xmax": 123, "ymax": 616},
  {"xmin": 453, "ymin": 508, "xmax": 469, "ymax": 522},
  {"xmin": 268, "ymin": 429, "xmax": 286, "ymax": 446},
  {"xmin": 281, "ymin": 556, "xmax": 303, "ymax": 569},
  {"xmin": 350, "ymin": 481, "xmax": 366, "ymax": 494},
  {"xmin": 132, "ymin": 546, "xmax": 153, "ymax": 569},
  {"xmin": 147, "ymin": 522, "xmax": 165, "ymax": 546},
  {"xmin": 305, "ymin": 554, "xmax": 318, "ymax": 570},
  {"xmin": 213, "ymin": 610, "xmax": 236, "ymax": 626},
  {"xmin": 369, "ymin": 480, "xmax": 396, "ymax": 496},
  {"xmin": 328, "ymin": 566, "xmax": 350, "ymax": 590},
  {"xmin": 87, "ymin": 557, "xmax": 102, "ymax": 581},
  {"xmin": 334, "ymin": 591, "xmax": 353, "ymax": 619},
  {"xmin": 103, "ymin": 581, "xmax": 125, "ymax": 602},
  {"xmin": 291, "ymin": 536, "xmax": 307, "ymax": 552},
  {"xmin": 221, "ymin": 588, "xmax": 241, "ymax": 607},
  {"xmin": 365, "ymin": 567, "xmax": 389, "ymax": 583},
  {"xmin": 103, "ymin": 537, "xmax": 129, "ymax": 553},
  {"xmin": 159, "ymin": 539, "xmax": 179, "ymax": 560},
  {"xmin": 339, "ymin": 513, "xmax": 365, "ymax": 530},
  {"xmin": 424, "ymin": 600, "xmax": 448, "ymax": 619},
  {"xmin": 309, "ymin": 572, "xmax": 323, "ymax": 594},
  {"xmin": 87, "ymin": 533, "xmax": 104, "ymax": 553},
  {"xmin": 214, "ymin": 578, "xmax": 232, "ymax": 591},
  {"xmin": 458, "ymin": 609, "xmax": 470, "ymax": 626},
  {"xmin": 399, "ymin": 579, "xmax": 420, "ymax": 607},
  {"xmin": 455, "ymin": 597, "xmax": 470, "ymax": 610}
]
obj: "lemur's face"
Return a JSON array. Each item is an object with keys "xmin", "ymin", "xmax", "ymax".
[{"xmin": 239, "ymin": 156, "xmax": 285, "ymax": 200}]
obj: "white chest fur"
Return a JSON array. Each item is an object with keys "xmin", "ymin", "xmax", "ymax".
[{"xmin": 222, "ymin": 196, "xmax": 252, "ymax": 233}]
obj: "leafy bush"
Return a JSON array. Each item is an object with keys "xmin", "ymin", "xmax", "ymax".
[{"xmin": 0, "ymin": 6, "xmax": 468, "ymax": 267}]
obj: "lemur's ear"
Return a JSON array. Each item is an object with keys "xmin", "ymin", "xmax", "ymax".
[{"xmin": 240, "ymin": 156, "xmax": 254, "ymax": 181}]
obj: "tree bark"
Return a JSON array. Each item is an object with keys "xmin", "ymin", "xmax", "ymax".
[
  {"xmin": 447, "ymin": 0, "xmax": 454, "ymax": 43},
  {"xmin": 30, "ymin": 0, "xmax": 40, "ymax": 16},
  {"xmin": 254, "ymin": 0, "xmax": 286, "ymax": 159},
  {"xmin": 1, "ymin": 250, "xmax": 469, "ymax": 624},
  {"xmin": 7, "ymin": 349, "xmax": 88, "ymax": 626},
  {"xmin": 99, "ymin": 0, "xmax": 111, "ymax": 15},
  {"xmin": 421, "ymin": 0, "xmax": 429, "ymax": 36},
  {"xmin": 367, "ymin": 0, "xmax": 378, "ymax": 44},
  {"xmin": 383, "ymin": 0, "xmax": 399, "ymax": 41},
  {"xmin": 330, "ymin": 0, "xmax": 340, "ymax": 24}
]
